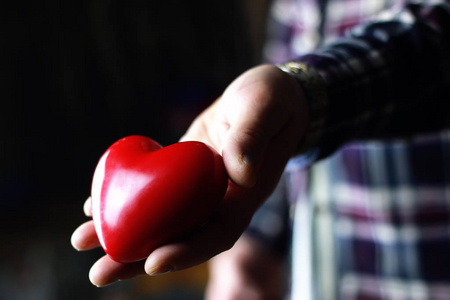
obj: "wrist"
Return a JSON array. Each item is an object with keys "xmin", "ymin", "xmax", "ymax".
[{"xmin": 277, "ymin": 62, "xmax": 329, "ymax": 155}]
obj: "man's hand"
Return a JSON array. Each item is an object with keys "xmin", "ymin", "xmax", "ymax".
[{"xmin": 71, "ymin": 64, "xmax": 308, "ymax": 286}]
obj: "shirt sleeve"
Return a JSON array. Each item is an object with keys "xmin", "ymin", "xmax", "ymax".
[{"xmin": 287, "ymin": 1, "xmax": 450, "ymax": 163}]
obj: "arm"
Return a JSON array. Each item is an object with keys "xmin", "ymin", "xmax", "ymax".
[{"xmin": 284, "ymin": 1, "xmax": 450, "ymax": 162}]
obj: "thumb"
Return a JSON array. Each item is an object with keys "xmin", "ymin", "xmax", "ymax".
[
  {"xmin": 218, "ymin": 65, "xmax": 305, "ymax": 189},
  {"xmin": 220, "ymin": 80, "xmax": 286, "ymax": 188},
  {"xmin": 222, "ymin": 119, "xmax": 270, "ymax": 188}
]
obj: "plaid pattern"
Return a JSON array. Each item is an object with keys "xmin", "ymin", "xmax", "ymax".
[
  {"xmin": 307, "ymin": 132, "xmax": 450, "ymax": 299},
  {"xmin": 247, "ymin": 1, "xmax": 450, "ymax": 299},
  {"xmin": 264, "ymin": 0, "xmax": 405, "ymax": 62}
]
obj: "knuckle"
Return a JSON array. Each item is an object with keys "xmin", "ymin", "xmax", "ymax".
[{"xmin": 238, "ymin": 127, "xmax": 269, "ymax": 148}]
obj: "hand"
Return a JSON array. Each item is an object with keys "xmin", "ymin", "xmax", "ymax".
[
  {"xmin": 71, "ymin": 64, "xmax": 308, "ymax": 286},
  {"xmin": 205, "ymin": 235, "xmax": 285, "ymax": 300}
]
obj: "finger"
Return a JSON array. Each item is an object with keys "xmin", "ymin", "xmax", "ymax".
[
  {"xmin": 89, "ymin": 255, "xmax": 146, "ymax": 287},
  {"xmin": 144, "ymin": 185, "xmax": 254, "ymax": 276},
  {"xmin": 71, "ymin": 220, "xmax": 101, "ymax": 251},
  {"xmin": 221, "ymin": 70, "xmax": 291, "ymax": 188},
  {"xmin": 222, "ymin": 115, "xmax": 274, "ymax": 189},
  {"xmin": 144, "ymin": 223, "xmax": 240, "ymax": 277},
  {"xmin": 84, "ymin": 196, "xmax": 92, "ymax": 217}
]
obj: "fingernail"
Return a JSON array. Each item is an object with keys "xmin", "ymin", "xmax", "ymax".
[
  {"xmin": 238, "ymin": 153, "xmax": 257, "ymax": 187},
  {"xmin": 146, "ymin": 264, "xmax": 173, "ymax": 276},
  {"xmin": 70, "ymin": 230, "xmax": 81, "ymax": 251},
  {"xmin": 89, "ymin": 266, "xmax": 116, "ymax": 287},
  {"xmin": 239, "ymin": 152, "xmax": 252, "ymax": 167}
]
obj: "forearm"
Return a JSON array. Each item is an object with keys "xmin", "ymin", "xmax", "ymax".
[{"xmin": 285, "ymin": 1, "xmax": 450, "ymax": 160}]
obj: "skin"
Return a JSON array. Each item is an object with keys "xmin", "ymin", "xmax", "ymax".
[{"xmin": 71, "ymin": 64, "xmax": 309, "ymax": 293}]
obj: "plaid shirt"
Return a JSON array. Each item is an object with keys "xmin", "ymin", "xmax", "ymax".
[{"xmin": 246, "ymin": 1, "xmax": 450, "ymax": 299}]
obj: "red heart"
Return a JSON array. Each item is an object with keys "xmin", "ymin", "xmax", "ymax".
[{"xmin": 91, "ymin": 135, "xmax": 228, "ymax": 263}]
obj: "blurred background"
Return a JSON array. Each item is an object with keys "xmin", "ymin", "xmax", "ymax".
[{"xmin": 0, "ymin": 0, "xmax": 270, "ymax": 299}]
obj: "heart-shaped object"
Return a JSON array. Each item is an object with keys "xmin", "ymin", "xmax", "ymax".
[{"xmin": 91, "ymin": 135, "xmax": 228, "ymax": 263}]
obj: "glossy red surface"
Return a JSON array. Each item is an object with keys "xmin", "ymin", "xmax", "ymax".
[{"xmin": 91, "ymin": 135, "xmax": 228, "ymax": 263}]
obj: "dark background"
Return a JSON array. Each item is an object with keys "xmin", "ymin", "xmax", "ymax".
[{"xmin": 0, "ymin": 1, "xmax": 270, "ymax": 299}]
